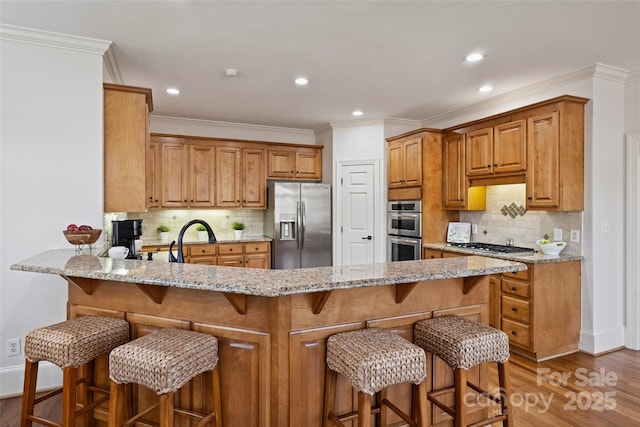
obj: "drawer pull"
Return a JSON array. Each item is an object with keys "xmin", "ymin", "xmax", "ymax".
[
  {"xmin": 511, "ymin": 286, "xmax": 517, "ymax": 291},
  {"xmin": 511, "ymin": 307, "xmax": 517, "ymax": 312},
  {"xmin": 511, "ymin": 331, "xmax": 517, "ymax": 335}
]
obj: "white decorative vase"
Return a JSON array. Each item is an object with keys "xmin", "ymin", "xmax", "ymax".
[
  {"xmin": 198, "ymin": 231, "xmax": 208, "ymax": 242},
  {"xmin": 159, "ymin": 232, "xmax": 169, "ymax": 243},
  {"xmin": 234, "ymin": 230, "xmax": 243, "ymax": 240}
]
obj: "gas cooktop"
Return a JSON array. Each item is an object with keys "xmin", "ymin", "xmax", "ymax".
[{"xmin": 450, "ymin": 242, "xmax": 535, "ymax": 254}]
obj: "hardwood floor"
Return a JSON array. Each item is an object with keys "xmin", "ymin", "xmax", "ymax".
[{"xmin": 0, "ymin": 349, "xmax": 638, "ymax": 426}]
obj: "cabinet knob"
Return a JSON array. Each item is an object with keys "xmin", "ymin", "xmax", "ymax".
[
  {"xmin": 149, "ymin": 196, "xmax": 153, "ymax": 201},
  {"xmin": 511, "ymin": 286, "xmax": 517, "ymax": 291},
  {"xmin": 184, "ymin": 200, "xmax": 187, "ymax": 202},
  {"xmin": 155, "ymin": 199, "xmax": 158, "ymax": 202},
  {"xmin": 511, "ymin": 307, "xmax": 517, "ymax": 312},
  {"xmin": 527, "ymin": 197, "xmax": 532, "ymax": 200},
  {"xmin": 511, "ymin": 331, "xmax": 517, "ymax": 335},
  {"xmin": 494, "ymin": 164, "xmax": 497, "ymax": 167},
  {"xmin": 487, "ymin": 164, "xmax": 491, "ymax": 168}
]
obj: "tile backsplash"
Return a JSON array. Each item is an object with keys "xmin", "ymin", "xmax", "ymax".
[
  {"xmin": 104, "ymin": 209, "xmax": 265, "ymax": 244},
  {"xmin": 459, "ymin": 184, "xmax": 583, "ymax": 256}
]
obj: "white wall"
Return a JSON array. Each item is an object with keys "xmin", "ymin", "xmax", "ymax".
[{"xmin": 0, "ymin": 26, "xmax": 108, "ymax": 396}]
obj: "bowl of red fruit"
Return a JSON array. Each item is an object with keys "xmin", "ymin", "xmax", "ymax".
[{"xmin": 63, "ymin": 224, "xmax": 102, "ymax": 246}]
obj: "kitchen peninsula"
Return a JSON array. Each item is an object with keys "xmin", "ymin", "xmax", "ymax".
[{"xmin": 12, "ymin": 250, "xmax": 526, "ymax": 427}]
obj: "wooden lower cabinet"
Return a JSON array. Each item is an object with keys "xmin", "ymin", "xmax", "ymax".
[
  {"xmin": 488, "ymin": 275, "xmax": 501, "ymax": 329},
  {"xmin": 218, "ymin": 242, "xmax": 271, "ymax": 269}
]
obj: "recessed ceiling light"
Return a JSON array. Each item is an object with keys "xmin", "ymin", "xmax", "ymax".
[
  {"xmin": 294, "ymin": 77, "xmax": 309, "ymax": 85},
  {"xmin": 352, "ymin": 110, "xmax": 363, "ymax": 116},
  {"xmin": 465, "ymin": 52, "xmax": 484, "ymax": 62},
  {"xmin": 166, "ymin": 87, "xmax": 180, "ymax": 95},
  {"xmin": 225, "ymin": 68, "xmax": 238, "ymax": 77},
  {"xmin": 478, "ymin": 85, "xmax": 493, "ymax": 93}
]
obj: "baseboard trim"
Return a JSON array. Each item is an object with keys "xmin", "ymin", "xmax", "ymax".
[
  {"xmin": 0, "ymin": 361, "xmax": 61, "ymax": 398},
  {"xmin": 580, "ymin": 327, "xmax": 626, "ymax": 355}
]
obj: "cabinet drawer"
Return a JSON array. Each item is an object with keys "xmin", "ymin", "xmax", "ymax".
[
  {"xmin": 501, "ymin": 278, "xmax": 531, "ymax": 298},
  {"xmin": 218, "ymin": 244, "xmax": 244, "ymax": 255},
  {"xmin": 245, "ymin": 242, "xmax": 270, "ymax": 253},
  {"xmin": 188, "ymin": 245, "xmax": 217, "ymax": 256},
  {"xmin": 503, "ymin": 267, "xmax": 531, "ymax": 281},
  {"xmin": 218, "ymin": 255, "xmax": 244, "ymax": 267},
  {"xmin": 501, "ymin": 295, "xmax": 530, "ymax": 324},
  {"xmin": 502, "ymin": 318, "xmax": 531, "ymax": 348}
]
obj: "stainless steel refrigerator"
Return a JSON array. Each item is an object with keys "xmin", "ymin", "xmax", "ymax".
[{"xmin": 264, "ymin": 182, "xmax": 332, "ymax": 269}]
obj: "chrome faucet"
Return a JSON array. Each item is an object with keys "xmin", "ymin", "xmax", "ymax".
[{"xmin": 168, "ymin": 219, "xmax": 216, "ymax": 263}]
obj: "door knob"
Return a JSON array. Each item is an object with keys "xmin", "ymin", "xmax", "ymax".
[{"xmin": 362, "ymin": 236, "xmax": 372, "ymax": 240}]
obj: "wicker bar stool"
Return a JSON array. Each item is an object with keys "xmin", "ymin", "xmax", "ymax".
[
  {"xmin": 323, "ymin": 328, "xmax": 429, "ymax": 427},
  {"xmin": 21, "ymin": 316, "xmax": 130, "ymax": 427},
  {"xmin": 414, "ymin": 315, "xmax": 513, "ymax": 427},
  {"xmin": 108, "ymin": 328, "xmax": 222, "ymax": 427}
]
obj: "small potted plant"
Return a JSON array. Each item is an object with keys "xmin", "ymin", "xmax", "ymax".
[
  {"xmin": 196, "ymin": 224, "xmax": 208, "ymax": 242},
  {"xmin": 157, "ymin": 225, "xmax": 170, "ymax": 243},
  {"xmin": 232, "ymin": 221, "xmax": 245, "ymax": 240}
]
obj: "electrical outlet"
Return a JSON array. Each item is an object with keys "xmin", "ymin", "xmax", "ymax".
[
  {"xmin": 553, "ymin": 228, "xmax": 563, "ymax": 241},
  {"xmin": 472, "ymin": 224, "xmax": 478, "ymax": 234},
  {"xmin": 601, "ymin": 220, "xmax": 610, "ymax": 233},
  {"xmin": 7, "ymin": 338, "xmax": 21, "ymax": 356},
  {"xmin": 221, "ymin": 221, "xmax": 228, "ymax": 230},
  {"xmin": 570, "ymin": 229, "xmax": 580, "ymax": 243}
]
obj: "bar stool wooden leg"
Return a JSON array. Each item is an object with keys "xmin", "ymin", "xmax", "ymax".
[
  {"xmin": 212, "ymin": 364, "xmax": 223, "ymax": 427},
  {"xmin": 358, "ymin": 392, "xmax": 372, "ymax": 427},
  {"xmin": 108, "ymin": 381, "xmax": 130, "ymax": 427},
  {"xmin": 415, "ymin": 380, "xmax": 429, "ymax": 426},
  {"xmin": 454, "ymin": 368, "xmax": 467, "ymax": 427},
  {"xmin": 499, "ymin": 361, "xmax": 513, "ymax": 427},
  {"xmin": 323, "ymin": 365, "xmax": 336, "ymax": 427},
  {"xmin": 79, "ymin": 361, "xmax": 94, "ymax": 427},
  {"xmin": 21, "ymin": 360, "xmax": 38, "ymax": 427},
  {"xmin": 62, "ymin": 367, "xmax": 79, "ymax": 427},
  {"xmin": 159, "ymin": 393, "xmax": 175, "ymax": 427}
]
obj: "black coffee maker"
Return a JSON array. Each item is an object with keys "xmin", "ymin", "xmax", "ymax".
[{"xmin": 112, "ymin": 219, "xmax": 143, "ymax": 259}]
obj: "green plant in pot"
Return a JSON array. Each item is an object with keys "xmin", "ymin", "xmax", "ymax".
[
  {"xmin": 157, "ymin": 225, "xmax": 170, "ymax": 242},
  {"xmin": 232, "ymin": 221, "xmax": 245, "ymax": 239},
  {"xmin": 196, "ymin": 224, "xmax": 208, "ymax": 241}
]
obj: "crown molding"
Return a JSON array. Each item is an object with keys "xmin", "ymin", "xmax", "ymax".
[
  {"xmin": 151, "ymin": 115, "xmax": 315, "ymax": 137},
  {"xmin": 328, "ymin": 117, "xmax": 421, "ymax": 130},
  {"xmin": 0, "ymin": 24, "xmax": 111, "ymax": 55},
  {"xmin": 103, "ymin": 45, "xmax": 123, "ymax": 84},
  {"xmin": 421, "ymin": 63, "xmax": 632, "ymax": 127},
  {"xmin": 627, "ymin": 69, "xmax": 640, "ymax": 82}
]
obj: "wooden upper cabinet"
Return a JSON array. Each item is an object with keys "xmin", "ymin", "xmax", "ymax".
[
  {"xmin": 160, "ymin": 141, "xmax": 189, "ymax": 208},
  {"xmin": 465, "ymin": 120, "xmax": 526, "ymax": 178},
  {"xmin": 266, "ymin": 145, "xmax": 322, "ymax": 181},
  {"xmin": 242, "ymin": 147, "xmax": 266, "ymax": 208},
  {"xmin": 103, "ymin": 83, "xmax": 153, "ymax": 212},
  {"xmin": 145, "ymin": 139, "xmax": 161, "ymax": 208},
  {"xmin": 216, "ymin": 144, "xmax": 266, "ymax": 209},
  {"xmin": 188, "ymin": 142, "xmax": 216, "ymax": 207},
  {"xmin": 442, "ymin": 132, "xmax": 467, "ymax": 209},
  {"xmin": 387, "ymin": 136, "xmax": 422, "ymax": 188},
  {"xmin": 216, "ymin": 145, "xmax": 242, "ymax": 208},
  {"xmin": 527, "ymin": 112, "xmax": 559, "ymax": 209}
]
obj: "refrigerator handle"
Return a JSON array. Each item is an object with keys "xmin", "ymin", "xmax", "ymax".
[
  {"xmin": 301, "ymin": 201, "xmax": 306, "ymax": 249},
  {"xmin": 296, "ymin": 201, "xmax": 301, "ymax": 249}
]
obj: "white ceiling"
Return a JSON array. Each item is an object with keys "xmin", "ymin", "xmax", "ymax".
[{"xmin": 2, "ymin": 1, "xmax": 639, "ymax": 130}]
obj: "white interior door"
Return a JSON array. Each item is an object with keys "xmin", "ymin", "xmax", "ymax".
[{"xmin": 339, "ymin": 163, "xmax": 375, "ymax": 265}]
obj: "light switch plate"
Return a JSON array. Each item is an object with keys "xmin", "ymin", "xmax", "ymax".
[
  {"xmin": 472, "ymin": 224, "xmax": 478, "ymax": 234},
  {"xmin": 553, "ymin": 228, "xmax": 563, "ymax": 241}
]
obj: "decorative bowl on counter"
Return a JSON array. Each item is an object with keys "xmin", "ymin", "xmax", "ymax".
[
  {"xmin": 63, "ymin": 229, "xmax": 102, "ymax": 246},
  {"xmin": 536, "ymin": 239, "xmax": 567, "ymax": 255}
]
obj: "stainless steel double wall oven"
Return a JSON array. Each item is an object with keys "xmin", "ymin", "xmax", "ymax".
[{"xmin": 387, "ymin": 200, "xmax": 422, "ymax": 261}]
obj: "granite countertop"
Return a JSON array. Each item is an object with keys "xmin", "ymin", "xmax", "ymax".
[
  {"xmin": 11, "ymin": 249, "xmax": 527, "ymax": 297},
  {"xmin": 142, "ymin": 236, "xmax": 272, "ymax": 247},
  {"xmin": 422, "ymin": 243, "xmax": 583, "ymax": 264}
]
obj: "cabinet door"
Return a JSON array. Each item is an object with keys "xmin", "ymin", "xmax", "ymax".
[
  {"xmin": 216, "ymin": 145, "xmax": 242, "ymax": 207},
  {"xmin": 494, "ymin": 119, "xmax": 527, "ymax": 174},
  {"xmin": 489, "ymin": 275, "xmax": 502, "ymax": 329},
  {"xmin": 403, "ymin": 137, "xmax": 422, "ymax": 186},
  {"xmin": 242, "ymin": 148, "xmax": 266, "ymax": 208},
  {"xmin": 244, "ymin": 253, "xmax": 269, "ymax": 269},
  {"xmin": 387, "ymin": 140, "xmax": 405, "ymax": 187},
  {"xmin": 465, "ymin": 127, "xmax": 493, "ymax": 176},
  {"xmin": 145, "ymin": 140, "xmax": 161, "ymax": 208},
  {"xmin": 191, "ymin": 322, "xmax": 271, "ymax": 427},
  {"xmin": 527, "ymin": 112, "xmax": 559, "ymax": 208},
  {"xmin": 443, "ymin": 133, "xmax": 467, "ymax": 209},
  {"xmin": 294, "ymin": 147, "xmax": 322, "ymax": 181},
  {"xmin": 267, "ymin": 148, "xmax": 295, "ymax": 179},
  {"xmin": 104, "ymin": 86, "xmax": 149, "ymax": 212},
  {"xmin": 161, "ymin": 142, "xmax": 189, "ymax": 207},
  {"xmin": 189, "ymin": 143, "xmax": 216, "ymax": 207}
]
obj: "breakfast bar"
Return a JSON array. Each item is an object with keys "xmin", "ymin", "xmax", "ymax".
[{"xmin": 12, "ymin": 250, "xmax": 526, "ymax": 427}]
